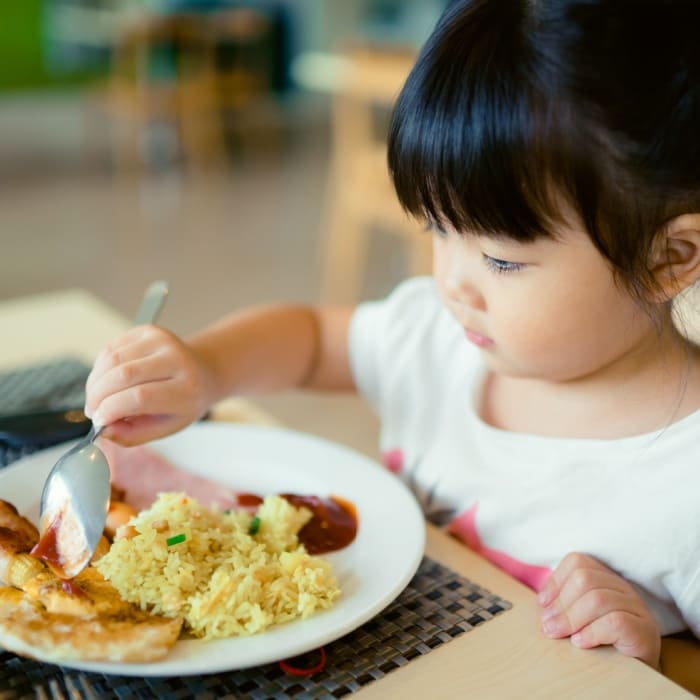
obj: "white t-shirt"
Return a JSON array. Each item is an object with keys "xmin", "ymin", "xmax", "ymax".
[{"xmin": 349, "ymin": 276, "xmax": 700, "ymax": 637}]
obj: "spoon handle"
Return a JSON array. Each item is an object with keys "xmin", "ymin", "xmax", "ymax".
[
  {"xmin": 132, "ymin": 280, "xmax": 169, "ymax": 326},
  {"xmin": 86, "ymin": 423, "xmax": 106, "ymax": 444}
]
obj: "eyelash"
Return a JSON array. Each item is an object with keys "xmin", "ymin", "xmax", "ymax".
[
  {"xmin": 482, "ymin": 255, "xmax": 525, "ymax": 274},
  {"xmin": 426, "ymin": 223, "xmax": 526, "ymax": 274}
]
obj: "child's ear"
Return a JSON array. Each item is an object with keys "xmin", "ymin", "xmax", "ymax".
[{"xmin": 648, "ymin": 214, "xmax": 700, "ymax": 301}]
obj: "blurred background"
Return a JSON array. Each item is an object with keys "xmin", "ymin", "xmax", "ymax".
[{"xmin": 0, "ymin": 0, "xmax": 447, "ymax": 458}]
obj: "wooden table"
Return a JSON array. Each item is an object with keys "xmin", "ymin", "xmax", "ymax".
[{"xmin": 0, "ymin": 288, "xmax": 693, "ymax": 699}]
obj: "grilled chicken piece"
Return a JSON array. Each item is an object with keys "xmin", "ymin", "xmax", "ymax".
[
  {"xmin": 0, "ymin": 500, "xmax": 39, "ymax": 543},
  {"xmin": 0, "ymin": 527, "xmax": 45, "ymax": 588},
  {"xmin": 0, "ymin": 498, "xmax": 183, "ymax": 663},
  {"xmin": 0, "ymin": 585, "xmax": 182, "ymax": 663},
  {"xmin": 22, "ymin": 566, "xmax": 134, "ymax": 618},
  {"xmin": 0, "ymin": 500, "xmax": 44, "ymax": 588}
]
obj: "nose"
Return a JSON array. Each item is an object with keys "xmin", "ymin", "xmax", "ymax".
[{"xmin": 444, "ymin": 269, "xmax": 486, "ymax": 312}]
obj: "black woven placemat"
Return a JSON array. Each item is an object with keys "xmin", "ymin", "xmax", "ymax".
[
  {"xmin": 0, "ymin": 357, "xmax": 90, "ymax": 417},
  {"xmin": 0, "ymin": 557, "xmax": 512, "ymax": 699},
  {"xmin": 0, "ymin": 357, "xmax": 91, "ymax": 467}
]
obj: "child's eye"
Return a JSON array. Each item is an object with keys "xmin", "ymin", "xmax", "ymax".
[{"xmin": 482, "ymin": 254, "xmax": 525, "ymax": 274}]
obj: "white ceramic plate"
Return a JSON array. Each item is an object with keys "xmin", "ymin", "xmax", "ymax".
[{"xmin": 0, "ymin": 422, "xmax": 425, "ymax": 676}]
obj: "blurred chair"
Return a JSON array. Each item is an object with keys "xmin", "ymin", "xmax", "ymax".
[
  {"xmin": 206, "ymin": 7, "xmax": 280, "ymax": 155},
  {"xmin": 90, "ymin": 12, "xmax": 223, "ymax": 170},
  {"xmin": 209, "ymin": 8, "xmax": 275, "ymax": 109},
  {"xmin": 89, "ymin": 7, "xmax": 278, "ymax": 171},
  {"xmin": 309, "ymin": 47, "xmax": 431, "ymax": 303}
]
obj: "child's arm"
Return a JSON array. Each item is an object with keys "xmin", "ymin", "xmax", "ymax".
[
  {"xmin": 189, "ymin": 305, "xmax": 355, "ymax": 395},
  {"xmin": 84, "ymin": 304, "xmax": 355, "ymax": 446},
  {"xmin": 537, "ymin": 552, "xmax": 661, "ymax": 669}
]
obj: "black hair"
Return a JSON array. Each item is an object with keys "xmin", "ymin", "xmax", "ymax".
[{"xmin": 388, "ymin": 0, "xmax": 700, "ymax": 299}]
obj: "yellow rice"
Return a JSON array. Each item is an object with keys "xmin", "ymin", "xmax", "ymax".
[{"xmin": 94, "ymin": 492, "xmax": 340, "ymax": 640}]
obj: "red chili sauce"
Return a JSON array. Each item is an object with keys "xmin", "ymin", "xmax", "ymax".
[
  {"xmin": 236, "ymin": 493, "xmax": 264, "ymax": 508},
  {"xmin": 30, "ymin": 513, "xmax": 68, "ymax": 579},
  {"xmin": 236, "ymin": 493, "xmax": 358, "ymax": 554},
  {"xmin": 30, "ymin": 515, "xmax": 87, "ymax": 597}
]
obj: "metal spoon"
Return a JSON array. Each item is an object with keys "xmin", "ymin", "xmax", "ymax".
[{"xmin": 33, "ymin": 280, "xmax": 169, "ymax": 579}]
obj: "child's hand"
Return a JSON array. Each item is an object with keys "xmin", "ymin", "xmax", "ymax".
[
  {"xmin": 538, "ymin": 553, "xmax": 661, "ymax": 669},
  {"xmin": 84, "ymin": 325, "xmax": 215, "ymax": 446}
]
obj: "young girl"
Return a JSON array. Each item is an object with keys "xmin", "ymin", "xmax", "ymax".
[{"xmin": 84, "ymin": 0, "xmax": 700, "ymax": 671}]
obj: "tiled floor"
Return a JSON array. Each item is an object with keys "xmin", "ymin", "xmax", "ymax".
[{"xmin": 0, "ymin": 90, "xmax": 427, "ymax": 461}]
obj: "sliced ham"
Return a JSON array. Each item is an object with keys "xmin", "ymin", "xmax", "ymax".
[{"xmin": 99, "ymin": 441, "xmax": 237, "ymax": 512}]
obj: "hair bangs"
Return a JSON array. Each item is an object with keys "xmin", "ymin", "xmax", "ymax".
[{"xmin": 388, "ymin": 0, "xmax": 566, "ymax": 242}]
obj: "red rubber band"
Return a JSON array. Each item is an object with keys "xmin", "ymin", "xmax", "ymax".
[{"xmin": 278, "ymin": 646, "xmax": 327, "ymax": 676}]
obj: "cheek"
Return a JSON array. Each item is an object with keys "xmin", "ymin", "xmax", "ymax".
[
  {"xmin": 488, "ymin": 283, "xmax": 636, "ymax": 377},
  {"xmin": 490, "ymin": 301, "xmax": 560, "ymax": 357}
]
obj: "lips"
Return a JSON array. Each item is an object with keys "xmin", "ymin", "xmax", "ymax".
[{"xmin": 464, "ymin": 328, "xmax": 494, "ymax": 348}]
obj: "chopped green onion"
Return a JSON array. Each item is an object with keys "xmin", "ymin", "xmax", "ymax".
[
  {"xmin": 166, "ymin": 533, "xmax": 186, "ymax": 546},
  {"xmin": 249, "ymin": 516, "xmax": 261, "ymax": 535}
]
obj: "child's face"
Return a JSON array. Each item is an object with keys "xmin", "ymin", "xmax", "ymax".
[{"xmin": 432, "ymin": 222, "xmax": 653, "ymax": 382}]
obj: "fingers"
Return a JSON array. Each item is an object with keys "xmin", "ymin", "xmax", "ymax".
[
  {"xmin": 84, "ymin": 326, "xmax": 209, "ymax": 444},
  {"xmin": 538, "ymin": 552, "xmax": 661, "ymax": 668},
  {"xmin": 538, "ymin": 552, "xmax": 611, "ymax": 606},
  {"xmin": 86, "ymin": 352, "xmax": 176, "ymax": 423},
  {"xmin": 86, "ymin": 326, "xmax": 170, "ymax": 404},
  {"xmin": 570, "ymin": 610, "xmax": 661, "ymax": 667},
  {"xmin": 541, "ymin": 587, "xmax": 643, "ymax": 639},
  {"xmin": 91, "ymin": 376, "xmax": 200, "ymax": 427},
  {"xmin": 541, "ymin": 560, "xmax": 635, "ymax": 627},
  {"xmin": 99, "ymin": 414, "xmax": 189, "ymax": 447},
  {"xmin": 89, "ymin": 325, "xmax": 163, "ymax": 374}
]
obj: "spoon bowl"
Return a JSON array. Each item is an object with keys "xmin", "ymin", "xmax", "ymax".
[
  {"xmin": 34, "ymin": 280, "xmax": 169, "ymax": 579},
  {"xmin": 33, "ymin": 436, "xmax": 110, "ymax": 578}
]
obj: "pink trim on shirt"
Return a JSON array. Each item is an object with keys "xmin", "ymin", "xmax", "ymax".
[
  {"xmin": 448, "ymin": 503, "xmax": 552, "ymax": 592},
  {"xmin": 382, "ymin": 448, "xmax": 404, "ymax": 474}
]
